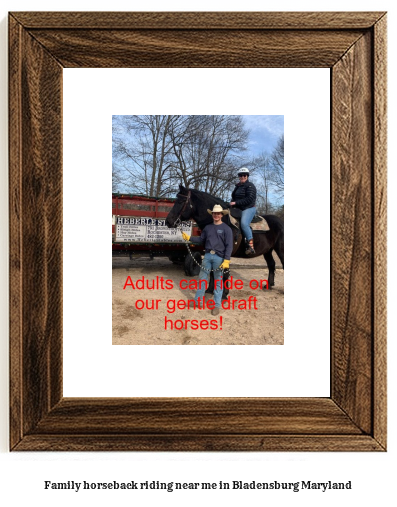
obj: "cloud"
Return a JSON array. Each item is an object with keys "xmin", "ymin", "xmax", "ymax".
[
  {"xmin": 243, "ymin": 115, "xmax": 284, "ymax": 137},
  {"xmin": 243, "ymin": 115, "xmax": 284, "ymax": 155}
]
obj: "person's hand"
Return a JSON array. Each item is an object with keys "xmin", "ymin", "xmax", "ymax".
[
  {"xmin": 182, "ymin": 232, "xmax": 190, "ymax": 241},
  {"xmin": 230, "ymin": 202, "xmax": 236, "ymax": 206},
  {"xmin": 219, "ymin": 259, "xmax": 230, "ymax": 270}
]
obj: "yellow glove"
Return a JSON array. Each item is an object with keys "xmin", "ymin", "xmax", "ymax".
[
  {"xmin": 219, "ymin": 259, "xmax": 230, "ymax": 270},
  {"xmin": 182, "ymin": 232, "xmax": 190, "ymax": 241}
]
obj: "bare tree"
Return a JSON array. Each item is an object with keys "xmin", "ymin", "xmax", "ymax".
[
  {"xmin": 168, "ymin": 115, "xmax": 249, "ymax": 199},
  {"xmin": 250, "ymin": 135, "xmax": 284, "ymax": 215},
  {"xmin": 113, "ymin": 115, "xmax": 249, "ymax": 199},
  {"xmin": 269, "ymin": 134, "xmax": 284, "ymax": 197},
  {"xmin": 251, "ymin": 153, "xmax": 273, "ymax": 214},
  {"xmin": 275, "ymin": 203, "xmax": 284, "ymax": 220},
  {"xmin": 112, "ymin": 115, "xmax": 182, "ymax": 197},
  {"xmin": 112, "ymin": 163, "xmax": 122, "ymax": 193}
]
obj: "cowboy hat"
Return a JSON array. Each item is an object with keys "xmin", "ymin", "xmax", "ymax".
[{"xmin": 207, "ymin": 204, "xmax": 229, "ymax": 215}]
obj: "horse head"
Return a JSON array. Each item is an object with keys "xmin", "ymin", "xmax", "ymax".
[
  {"xmin": 165, "ymin": 184, "xmax": 195, "ymax": 228},
  {"xmin": 166, "ymin": 184, "xmax": 231, "ymax": 229}
]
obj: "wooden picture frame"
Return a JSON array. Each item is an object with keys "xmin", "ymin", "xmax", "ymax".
[{"xmin": 9, "ymin": 11, "xmax": 387, "ymax": 451}]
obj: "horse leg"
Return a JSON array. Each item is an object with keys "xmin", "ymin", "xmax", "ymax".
[
  {"xmin": 263, "ymin": 250, "xmax": 276, "ymax": 288},
  {"xmin": 206, "ymin": 270, "xmax": 229, "ymax": 300},
  {"xmin": 206, "ymin": 272, "xmax": 214, "ymax": 294},
  {"xmin": 222, "ymin": 269, "xmax": 230, "ymax": 300},
  {"xmin": 274, "ymin": 235, "xmax": 284, "ymax": 269}
]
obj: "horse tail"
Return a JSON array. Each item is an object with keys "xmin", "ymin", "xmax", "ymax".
[
  {"xmin": 262, "ymin": 214, "xmax": 284, "ymax": 235},
  {"xmin": 262, "ymin": 214, "xmax": 284, "ymax": 268}
]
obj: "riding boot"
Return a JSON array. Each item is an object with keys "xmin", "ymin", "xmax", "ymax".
[{"xmin": 245, "ymin": 239, "xmax": 255, "ymax": 255}]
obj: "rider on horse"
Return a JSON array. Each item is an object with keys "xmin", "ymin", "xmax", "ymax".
[{"xmin": 230, "ymin": 167, "xmax": 257, "ymax": 254}]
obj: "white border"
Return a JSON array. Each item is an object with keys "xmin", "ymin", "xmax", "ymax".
[{"xmin": 63, "ymin": 68, "xmax": 330, "ymax": 397}]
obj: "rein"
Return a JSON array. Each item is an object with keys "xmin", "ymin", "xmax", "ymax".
[{"xmin": 173, "ymin": 191, "xmax": 228, "ymax": 274}]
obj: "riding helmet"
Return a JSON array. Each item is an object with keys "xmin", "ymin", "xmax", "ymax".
[{"xmin": 237, "ymin": 167, "xmax": 250, "ymax": 177}]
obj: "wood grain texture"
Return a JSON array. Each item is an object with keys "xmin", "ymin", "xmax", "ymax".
[
  {"xmin": 21, "ymin": 27, "xmax": 64, "ymax": 433},
  {"xmin": 31, "ymin": 398, "xmax": 362, "ymax": 435},
  {"xmin": 9, "ymin": 14, "xmax": 23, "ymax": 450},
  {"xmin": 373, "ymin": 15, "xmax": 387, "ymax": 449},
  {"xmin": 332, "ymin": 32, "xmax": 373, "ymax": 434},
  {"xmin": 27, "ymin": 29, "xmax": 363, "ymax": 68},
  {"xmin": 9, "ymin": 15, "xmax": 64, "ymax": 448},
  {"xmin": 11, "ymin": 11, "xmax": 386, "ymax": 29},
  {"xmin": 9, "ymin": 11, "xmax": 387, "ymax": 452},
  {"xmin": 14, "ymin": 435, "xmax": 382, "ymax": 452}
]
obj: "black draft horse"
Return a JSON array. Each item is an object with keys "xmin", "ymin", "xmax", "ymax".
[{"xmin": 165, "ymin": 184, "xmax": 284, "ymax": 288}]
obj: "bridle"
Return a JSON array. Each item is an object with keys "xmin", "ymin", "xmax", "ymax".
[{"xmin": 173, "ymin": 190, "xmax": 192, "ymax": 227}]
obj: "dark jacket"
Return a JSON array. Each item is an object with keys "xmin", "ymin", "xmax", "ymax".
[
  {"xmin": 189, "ymin": 222, "xmax": 233, "ymax": 260},
  {"xmin": 231, "ymin": 180, "xmax": 257, "ymax": 210}
]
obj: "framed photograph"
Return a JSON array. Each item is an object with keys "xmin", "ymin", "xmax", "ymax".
[
  {"xmin": 9, "ymin": 11, "xmax": 387, "ymax": 451},
  {"xmin": 109, "ymin": 112, "xmax": 285, "ymax": 348},
  {"xmin": 63, "ymin": 69, "xmax": 328, "ymax": 399}
]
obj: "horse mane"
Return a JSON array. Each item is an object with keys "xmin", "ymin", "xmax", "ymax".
[{"xmin": 189, "ymin": 188, "xmax": 229, "ymax": 207}]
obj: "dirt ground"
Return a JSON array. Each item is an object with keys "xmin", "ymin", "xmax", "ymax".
[{"xmin": 112, "ymin": 254, "xmax": 284, "ymax": 345}]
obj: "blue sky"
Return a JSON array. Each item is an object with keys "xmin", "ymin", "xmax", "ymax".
[
  {"xmin": 113, "ymin": 115, "xmax": 284, "ymax": 201},
  {"xmin": 113, "ymin": 115, "xmax": 283, "ymax": 163},
  {"xmin": 242, "ymin": 115, "xmax": 284, "ymax": 157}
]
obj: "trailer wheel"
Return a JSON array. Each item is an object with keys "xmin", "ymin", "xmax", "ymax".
[{"xmin": 184, "ymin": 252, "xmax": 202, "ymax": 276}]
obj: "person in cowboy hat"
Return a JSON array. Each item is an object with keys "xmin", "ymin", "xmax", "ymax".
[
  {"xmin": 230, "ymin": 167, "xmax": 257, "ymax": 254},
  {"xmin": 182, "ymin": 204, "xmax": 233, "ymax": 316}
]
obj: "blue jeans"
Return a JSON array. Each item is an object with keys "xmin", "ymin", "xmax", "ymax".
[
  {"xmin": 240, "ymin": 207, "xmax": 256, "ymax": 241},
  {"xmin": 195, "ymin": 253, "xmax": 223, "ymax": 308}
]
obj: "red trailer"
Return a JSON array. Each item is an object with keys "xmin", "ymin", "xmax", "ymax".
[{"xmin": 112, "ymin": 193, "xmax": 203, "ymax": 276}]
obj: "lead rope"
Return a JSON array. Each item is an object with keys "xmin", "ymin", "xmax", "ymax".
[{"xmin": 174, "ymin": 220, "xmax": 229, "ymax": 275}]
